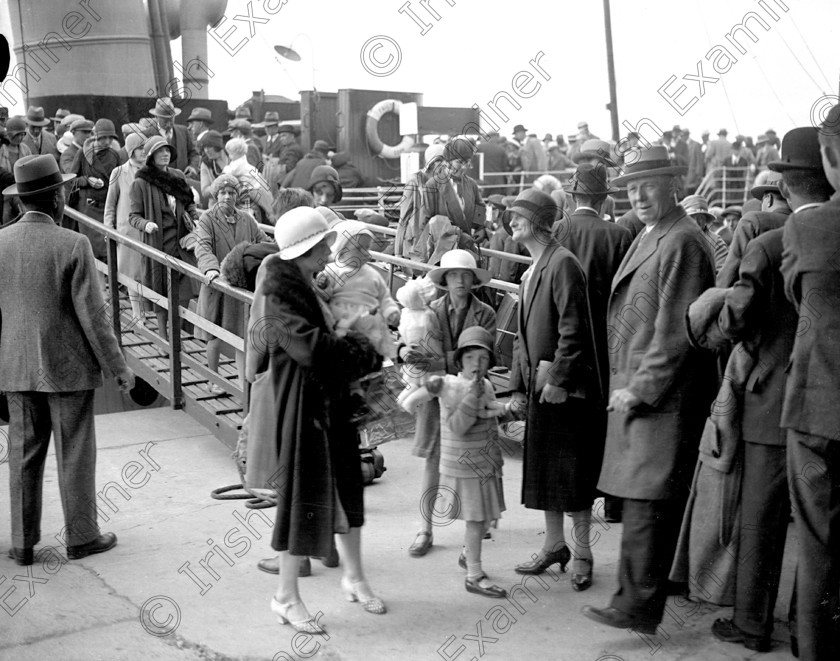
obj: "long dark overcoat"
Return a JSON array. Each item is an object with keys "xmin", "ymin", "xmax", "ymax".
[
  {"xmin": 599, "ymin": 206, "xmax": 717, "ymax": 501},
  {"xmin": 510, "ymin": 242, "xmax": 603, "ymax": 511},
  {"xmin": 245, "ymin": 254, "xmax": 380, "ymax": 557}
]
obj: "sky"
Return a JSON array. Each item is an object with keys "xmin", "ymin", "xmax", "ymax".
[{"xmin": 3, "ymin": 0, "xmax": 839, "ymax": 141}]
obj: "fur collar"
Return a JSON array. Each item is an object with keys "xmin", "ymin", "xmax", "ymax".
[
  {"xmin": 136, "ymin": 166, "xmax": 195, "ymax": 206},
  {"xmin": 260, "ymin": 255, "xmax": 328, "ymax": 331}
]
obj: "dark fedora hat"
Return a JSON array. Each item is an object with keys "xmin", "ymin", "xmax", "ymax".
[
  {"xmin": 277, "ymin": 124, "xmax": 298, "ymax": 135},
  {"xmin": 263, "ymin": 111, "xmax": 280, "ymax": 125},
  {"xmin": 186, "ymin": 107, "xmax": 213, "ymax": 124},
  {"xmin": 611, "ymin": 146, "xmax": 687, "ymax": 186},
  {"xmin": 768, "ymin": 127, "xmax": 823, "ymax": 172},
  {"xmin": 25, "ymin": 106, "xmax": 50, "ymax": 127},
  {"xmin": 563, "ymin": 163, "xmax": 620, "ymax": 196},
  {"xmin": 512, "ymin": 124, "xmax": 527, "ymax": 134},
  {"xmin": 3, "ymin": 154, "xmax": 75, "ymax": 197}
]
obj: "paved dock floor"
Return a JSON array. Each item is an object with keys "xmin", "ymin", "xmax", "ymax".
[{"xmin": 1, "ymin": 408, "xmax": 797, "ymax": 660}]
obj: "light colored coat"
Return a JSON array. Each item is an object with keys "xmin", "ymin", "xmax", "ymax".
[
  {"xmin": 104, "ymin": 160, "xmax": 145, "ymax": 280},
  {"xmin": 0, "ymin": 212, "xmax": 127, "ymax": 391}
]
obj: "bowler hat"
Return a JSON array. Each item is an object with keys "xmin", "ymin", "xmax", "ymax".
[
  {"xmin": 274, "ymin": 206, "xmax": 337, "ymax": 260},
  {"xmin": 149, "ymin": 97, "xmax": 181, "ymax": 118},
  {"xmin": 50, "ymin": 108, "xmax": 70, "ymax": 122},
  {"xmin": 277, "ymin": 124, "xmax": 298, "ymax": 135},
  {"xmin": 768, "ymin": 127, "xmax": 823, "ymax": 172},
  {"xmin": 512, "ymin": 124, "xmax": 527, "ymax": 134},
  {"xmin": 3, "ymin": 154, "xmax": 75, "ymax": 197},
  {"xmin": 453, "ymin": 326, "xmax": 496, "ymax": 369},
  {"xmin": 563, "ymin": 163, "xmax": 619, "ymax": 196},
  {"xmin": 186, "ymin": 107, "xmax": 213, "ymax": 124},
  {"xmin": 93, "ymin": 118, "xmax": 117, "ymax": 140},
  {"xmin": 427, "ymin": 249, "xmax": 491, "ymax": 289},
  {"xmin": 750, "ymin": 171, "xmax": 783, "ymax": 200},
  {"xmin": 262, "ymin": 111, "xmax": 280, "ymax": 126},
  {"xmin": 502, "ymin": 188, "xmax": 558, "ymax": 235},
  {"xmin": 681, "ymin": 194, "xmax": 715, "ymax": 222},
  {"xmin": 572, "ymin": 139, "xmax": 617, "ymax": 167},
  {"xmin": 24, "ymin": 106, "xmax": 50, "ymax": 127},
  {"xmin": 611, "ymin": 146, "xmax": 687, "ymax": 186}
]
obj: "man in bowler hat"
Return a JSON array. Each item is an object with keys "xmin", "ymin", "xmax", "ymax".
[{"xmin": 0, "ymin": 155, "xmax": 135, "ymax": 566}]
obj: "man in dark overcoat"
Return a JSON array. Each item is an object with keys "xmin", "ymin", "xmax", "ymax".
[
  {"xmin": 708, "ymin": 126, "xmax": 833, "ymax": 654},
  {"xmin": 556, "ymin": 163, "xmax": 632, "ymax": 523},
  {"xmin": 780, "ymin": 104, "xmax": 840, "ymax": 661},
  {"xmin": 583, "ymin": 146, "xmax": 716, "ymax": 633},
  {"xmin": 0, "ymin": 155, "xmax": 134, "ymax": 566}
]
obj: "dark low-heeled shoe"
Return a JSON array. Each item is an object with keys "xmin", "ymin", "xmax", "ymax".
[
  {"xmin": 257, "ymin": 556, "xmax": 311, "ymax": 577},
  {"xmin": 581, "ymin": 605, "xmax": 658, "ymax": 635},
  {"xmin": 465, "ymin": 574, "xmax": 507, "ymax": 599},
  {"xmin": 711, "ymin": 618, "xmax": 771, "ymax": 652},
  {"xmin": 67, "ymin": 533, "xmax": 117, "ymax": 560},
  {"xmin": 514, "ymin": 544, "xmax": 571, "ymax": 575},
  {"xmin": 571, "ymin": 557, "xmax": 593, "ymax": 592},
  {"xmin": 8, "ymin": 547, "xmax": 34, "ymax": 566},
  {"xmin": 408, "ymin": 531, "xmax": 433, "ymax": 557}
]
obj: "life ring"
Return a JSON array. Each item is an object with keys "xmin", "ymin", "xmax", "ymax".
[{"xmin": 366, "ymin": 99, "xmax": 415, "ymax": 159}]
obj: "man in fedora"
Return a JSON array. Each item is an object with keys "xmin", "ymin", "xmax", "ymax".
[
  {"xmin": 260, "ymin": 111, "xmax": 284, "ymax": 159},
  {"xmin": 149, "ymin": 97, "xmax": 199, "ymax": 178},
  {"xmin": 716, "ymin": 170, "xmax": 791, "ymax": 287},
  {"xmin": 582, "ymin": 146, "xmax": 716, "ymax": 634},
  {"xmin": 50, "ymin": 108, "xmax": 71, "ymax": 136},
  {"xmin": 276, "ymin": 124, "xmax": 304, "ymax": 176},
  {"xmin": 0, "ymin": 155, "xmax": 135, "ymax": 566},
  {"xmin": 755, "ymin": 133, "xmax": 780, "ymax": 172},
  {"xmin": 556, "ymin": 163, "xmax": 632, "ymax": 523},
  {"xmin": 705, "ymin": 128, "xmax": 732, "ymax": 170},
  {"xmin": 21, "ymin": 106, "xmax": 59, "ymax": 162},
  {"xmin": 780, "ymin": 108, "xmax": 840, "ymax": 661},
  {"xmin": 707, "ymin": 126, "xmax": 833, "ymax": 655},
  {"xmin": 570, "ymin": 139, "xmax": 620, "ymax": 221},
  {"xmin": 185, "ymin": 106, "xmax": 213, "ymax": 143}
]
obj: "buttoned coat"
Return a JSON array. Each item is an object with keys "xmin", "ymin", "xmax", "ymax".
[
  {"xmin": 780, "ymin": 194, "xmax": 840, "ymax": 440},
  {"xmin": 599, "ymin": 207, "xmax": 717, "ymax": 500},
  {"xmin": 0, "ymin": 212, "xmax": 127, "ymax": 392}
]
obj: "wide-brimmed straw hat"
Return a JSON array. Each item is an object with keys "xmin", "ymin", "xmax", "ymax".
[
  {"xmin": 611, "ymin": 146, "xmax": 687, "ymax": 186},
  {"xmin": 274, "ymin": 207, "xmax": 337, "ymax": 260},
  {"xmin": 453, "ymin": 326, "xmax": 496, "ymax": 368},
  {"xmin": 768, "ymin": 127, "xmax": 823, "ymax": 172},
  {"xmin": 3, "ymin": 154, "xmax": 75, "ymax": 197},
  {"xmin": 427, "ymin": 249, "xmax": 491, "ymax": 289}
]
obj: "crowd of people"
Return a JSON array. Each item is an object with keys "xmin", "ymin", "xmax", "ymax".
[{"xmin": 1, "ymin": 93, "xmax": 839, "ymax": 661}]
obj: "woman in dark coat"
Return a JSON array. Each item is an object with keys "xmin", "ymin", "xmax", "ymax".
[
  {"xmin": 506, "ymin": 189, "xmax": 603, "ymax": 591},
  {"xmin": 247, "ymin": 207, "xmax": 385, "ymax": 633},
  {"xmin": 129, "ymin": 135, "xmax": 199, "ymax": 338}
]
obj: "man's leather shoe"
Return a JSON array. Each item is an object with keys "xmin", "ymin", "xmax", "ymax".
[
  {"xmin": 711, "ymin": 618, "xmax": 771, "ymax": 652},
  {"xmin": 257, "ymin": 556, "xmax": 311, "ymax": 577},
  {"xmin": 581, "ymin": 605, "xmax": 658, "ymax": 635},
  {"xmin": 66, "ymin": 533, "xmax": 117, "ymax": 560},
  {"xmin": 7, "ymin": 547, "xmax": 33, "ymax": 566}
]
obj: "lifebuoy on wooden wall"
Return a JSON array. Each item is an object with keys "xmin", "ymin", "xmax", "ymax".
[{"xmin": 366, "ymin": 99, "xmax": 415, "ymax": 159}]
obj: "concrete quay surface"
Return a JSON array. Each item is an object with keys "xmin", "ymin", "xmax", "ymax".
[{"xmin": 1, "ymin": 408, "xmax": 797, "ymax": 661}]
